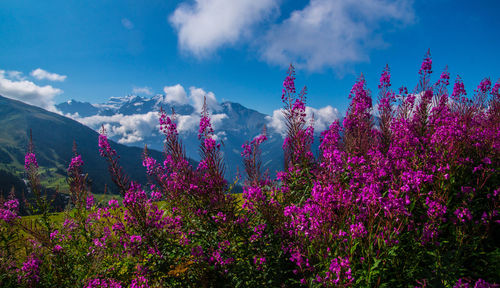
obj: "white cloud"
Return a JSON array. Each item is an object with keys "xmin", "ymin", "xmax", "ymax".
[
  {"xmin": 176, "ymin": 112, "xmax": 228, "ymax": 133},
  {"xmin": 176, "ymin": 114, "xmax": 201, "ymax": 133},
  {"xmin": 159, "ymin": 84, "xmax": 219, "ymax": 110},
  {"xmin": 64, "ymin": 111, "xmax": 81, "ymax": 118},
  {"xmin": 189, "ymin": 86, "xmax": 220, "ymax": 112},
  {"xmin": 265, "ymin": 108, "xmax": 286, "ymax": 136},
  {"xmin": 260, "ymin": 0, "xmax": 414, "ymax": 71},
  {"xmin": 121, "ymin": 18, "xmax": 134, "ymax": 30},
  {"xmin": 163, "ymin": 84, "xmax": 189, "ymax": 105},
  {"xmin": 214, "ymin": 131, "xmax": 227, "ymax": 142},
  {"xmin": 266, "ymin": 105, "xmax": 339, "ymax": 136},
  {"xmin": 0, "ymin": 70, "xmax": 63, "ymax": 112},
  {"xmin": 75, "ymin": 112, "xmax": 159, "ymax": 144},
  {"xmin": 169, "ymin": 0, "xmax": 279, "ymax": 57},
  {"xmin": 132, "ymin": 86, "xmax": 153, "ymax": 95},
  {"xmin": 211, "ymin": 113, "xmax": 229, "ymax": 128},
  {"xmin": 30, "ymin": 68, "xmax": 67, "ymax": 82},
  {"xmin": 306, "ymin": 105, "xmax": 339, "ymax": 132}
]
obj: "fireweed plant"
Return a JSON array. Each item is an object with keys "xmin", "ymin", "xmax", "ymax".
[{"xmin": 1, "ymin": 51, "xmax": 499, "ymax": 287}]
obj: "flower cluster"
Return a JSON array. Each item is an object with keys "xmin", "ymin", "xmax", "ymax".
[
  {"xmin": 68, "ymin": 154, "xmax": 84, "ymax": 172},
  {"xmin": 85, "ymin": 278, "xmax": 123, "ymax": 288},
  {"xmin": 18, "ymin": 254, "xmax": 41, "ymax": 286},
  {"xmin": 2, "ymin": 51, "xmax": 499, "ymax": 287},
  {"xmin": 24, "ymin": 152, "xmax": 38, "ymax": 170},
  {"xmin": 0, "ymin": 199, "xmax": 19, "ymax": 223}
]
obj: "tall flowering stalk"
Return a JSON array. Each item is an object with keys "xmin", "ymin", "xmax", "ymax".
[
  {"xmin": 409, "ymin": 50, "xmax": 435, "ymax": 147},
  {"xmin": 144, "ymin": 108, "xmax": 193, "ymax": 209},
  {"xmin": 281, "ymin": 65, "xmax": 315, "ymax": 170},
  {"xmin": 25, "ymin": 130, "xmax": 40, "ymax": 199},
  {"xmin": 99, "ymin": 126, "xmax": 130, "ymax": 195},
  {"xmin": 24, "ymin": 131, "xmax": 55, "ymax": 236},
  {"xmin": 418, "ymin": 49, "xmax": 433, "ymax": 92},
  {"xmin": 343, "ymin": 74, "xmax": 374, "ymax": 156},
  {"xmin": 67, "ymin": 142, "xmax": 90, "ymax": 210},
  {"xmin": 378, "ymin": 64, "xmax": 395, "ymax": 153},
  {"xmin": 280, "ymin": 65, "xmax": 316, "ymax": 205},
  {"xmin": 197, "ymin": 97, "xmax": 227, "ymax": 204},
  {"xmin": 241, "ymin": 126, "xmax": 268, "ymax": 187}
]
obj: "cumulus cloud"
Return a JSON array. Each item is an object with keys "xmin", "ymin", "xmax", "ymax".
[
  {"xmin": 121, "ymin": 18, "xmax": 134, "ymax": 30},
  {"xmin": 159, "ymin": 84, "xmax": 219, "ymax": 110},
  {"xmin": 72, "ymin": 109, "xmax": 229, "ymax": 144},
  {"xmin": 211, "ymin": 113, "xmax": 229, "ymax": 128},
  {"xmin": 189, "ymin": 86, "xmax": 220, "ymax": 112},
  {"xmin": 176, "ymin": 114, "xmax": 201, "ymax": 133},
  {"xmin": 75, "ymin": 112, "xmax": 159, "ymax": 144},
  {"xmin": 265, "ymin": 108, "xmax": 286, "ymax": 136},
  {"xmin": 132, "ymin": 86, "xmax": 153, "ymax": 95},
  {"xmin": 0, "ymin": 70, "xmax": 63, "ymax": 112},
  {"xmin": 306, "ymin": 105, "xmax": 340, "ymax": 132},
  {"xmin": 169, "ymin": 0, "xmax": 278, "ymax": 57},
  {"xmin": 266, "ymin": 105, "xmax": 339, "ymax": 136},
  {"xmin": 261, "ymin": 0, "xmax": 414, "ymax": 71},
  {"xmin": 176, "ymin": 112, "xmax": 228, "ymax": 133},
  {"xmin": 30, "ymin": 68, "xmax": 67, "ymax": 82},
  {"xmin": 163, "ymin": 84, "xmax": 189, "ymax": 105}
]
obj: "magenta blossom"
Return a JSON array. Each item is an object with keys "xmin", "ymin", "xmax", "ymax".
[{"xmin": 24, "ymin": 152, "xmax": 38, "ymax": 170}]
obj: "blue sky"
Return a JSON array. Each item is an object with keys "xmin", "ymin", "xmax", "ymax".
[{"xmin": 0, "ymin": 0, "xmax": 499, "ymax": 116}]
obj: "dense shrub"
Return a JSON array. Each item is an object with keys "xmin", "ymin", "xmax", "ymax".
[{"xmin": 1, "ymin": 51, "xmax": 499, "ymax": 287}]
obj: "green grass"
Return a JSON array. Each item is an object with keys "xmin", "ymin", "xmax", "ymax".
[
  {"xmin": 22, "ymin": 212, "xmax": 66, "ymax": 224},
  {"xmin": 94, "ymin": 193, "xmax": 123, "ymax": 205}
]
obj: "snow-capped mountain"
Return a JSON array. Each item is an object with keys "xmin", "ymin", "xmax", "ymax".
[{"xmin": 57, "ymin": 95, "xmax": 287, "ymax": 180}]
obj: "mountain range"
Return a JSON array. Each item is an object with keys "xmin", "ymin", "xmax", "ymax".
[{"xmin": 56, "ymin": 95, "xmax": 290, "ymax": 180}]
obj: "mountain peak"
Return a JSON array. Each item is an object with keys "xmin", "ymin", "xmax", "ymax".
[{"xmin": 56, "ymin": 99, "xmax": 99, "ymax": 117}]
